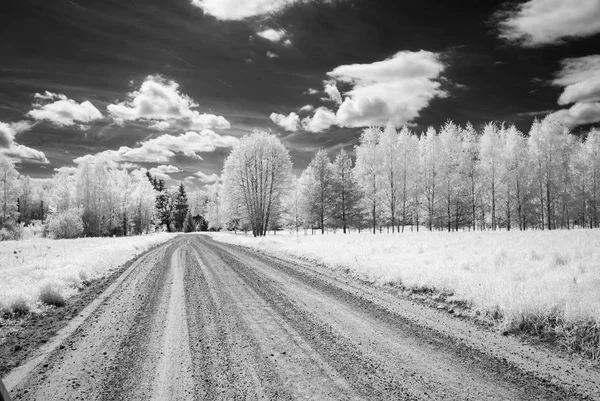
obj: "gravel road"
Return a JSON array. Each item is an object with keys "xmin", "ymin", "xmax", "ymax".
[{"xmin": 3, "ymin": 234, "xmax": 599, "ymax": 400}]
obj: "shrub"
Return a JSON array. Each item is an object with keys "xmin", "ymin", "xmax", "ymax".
[
  {"xmin": 9, "ymin": 297, "xmax": 30, "ymax": 315},
  {"xmin": 47, "ymin": 209, "xmax": 84, "ymax": 239},
  {"xmin": 0, "ymin": 222, "xmax": 23, "ymax": 241},
  {"xmin": 39, "ymin": 283, "xmax": 66, "ymax": 307}
]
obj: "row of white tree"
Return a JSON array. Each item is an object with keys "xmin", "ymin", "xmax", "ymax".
[
  {"xmin": 216, "ymin": 115, "xmax": 600, "ymax": 235},
  {"xmin": 2, "ymin": 114, "xmax": 599, "ymax": 238}
]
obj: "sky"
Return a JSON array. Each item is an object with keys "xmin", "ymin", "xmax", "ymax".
[{"xmin": 1, "ymin": 0, "xmax": 600, "ymax": 188}]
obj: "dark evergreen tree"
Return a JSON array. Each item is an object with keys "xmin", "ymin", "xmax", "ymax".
[
  {"xmin": 183, "ymin": 211, "xmax": 196, "ymax": 232},
  {"xmin": 155, "ymin": 180, "xmax": 173, "ymax": 231},
  {"xmin": 174, "ymin": 183, "xmax": 189, "ymax": 231}
]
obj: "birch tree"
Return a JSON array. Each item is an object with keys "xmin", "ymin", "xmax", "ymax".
[
  {"xmin": 355, "ymin": 127, "xmax": 381, "ymax": 233},
  {"xmin": 331, "ymin": 148, "xmax": 360, "ymax": 233},
  {"xmin": 222, "ymin": 131, "xmax": 292, "ymax": 237}
]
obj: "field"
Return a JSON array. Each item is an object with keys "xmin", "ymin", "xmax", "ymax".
[
  {"xmin": 0, "ymin": 233, "xmax": 176, "ymax": 314},
  {"xmin": 207, "ymin": 229, "xmax": 600, "ymax": 357}
]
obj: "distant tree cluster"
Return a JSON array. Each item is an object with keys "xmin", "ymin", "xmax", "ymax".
[
  {"xmin": 3, "ymin": 114, "xmax": 599, "ymax": 240},
  {"xmin": 219, "ymin": 117, "xmax": 600, "ymax": 236},
  {"xmin": 0, "ymin": 154, "xmax": 215, "ymax": 240}
]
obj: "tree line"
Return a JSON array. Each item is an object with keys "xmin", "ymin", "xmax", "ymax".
[
  {"xmin": 2, "ymin": 114, "xmax": 599, "ymax": 239},
  {"xmin": 219, "ymin": 115, "xmax": 600, "ymax": 236},
  {"xmin": 0, "ymin": 155, "xmax": 217, "ymax": 240}
]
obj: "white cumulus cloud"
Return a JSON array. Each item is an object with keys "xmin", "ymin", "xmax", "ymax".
[
  {"xmin": 257, "ymin": 28, "xmax": 287, "ymax": 42},
  {"xmin": 324, "ymin": 82, "xmax": 342, "ymax": 104},
  {"xmin": 0, "ymin": 120, "xmax": 48, "ymax": 163},
  {"xmin": 149, "ymin": 121, "xmax": 171, "ymax": 131},
  {"xmin": 27, "ymin": 92, "xmax": 103, "ymax": 127},
  {"xmin": 301, "ymin": 107, "xmax": 337, "ymax": 133},
  {"xmin": 327, "ymin": 50, "xmax": 446, "ymax": 127},
  {"xmin": 299, "ymin": 105, "xmax": 314, "ymax": 113},
  {"xmin": 497, "ymin": 0, "xmax": 600, "ymax": 47},
  {"xmin": 78, "ymin": 129, "xmax": 238, "ymax": 164},
  {"xmin": 266, "ymin": 51, "xmax": 279, "ymax": 59},
  {"xmin": 553, "ymin": 56, "xmax": 600, "ymax": 105},
  {"xmin": 549, "ymin": 102, "xmax": 600, "ymax": 128},
  {"xmin": 195, "ymin": 171, "xmax": 219, "ymax": 183},
  {"xmin": 107, "ymin": 75, "xmax": 230, "ymax": 131},
  {"xmin": 191, "ymin": 0, "xmax": 304, "ymax": 20},
  {"xmin": 270, "ymin": 112, "xmax": 300, "ymax": 132}
]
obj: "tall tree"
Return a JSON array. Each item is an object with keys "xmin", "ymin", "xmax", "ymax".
[
  {"xmin": 300, "ymin": 149, "xmax": 334, "ymax": 234},
  {"xmin": 420, "ymin": 127, "xmax": 440, "ymax": 231},
  {"xmin": 174, "ymin": 183, "xmax": 189, "ymax": 231},
  {"xmin": 222, "ymin": 131, "xmax": 292, "ymax": 237},
  {"xmin": 479, "ymin": 123, "xmax": 503, "ymax": 230},
  {"xmin": 331, "ymin": 148, "xmax": 360, "ymax": 233},
  {"xmin": 377, "ymin": 123, "xmax": 402, "ymax": 232},
  {"xmin": 0, "ymin": 154, "xmax": 19, "ymax": 228},
  {"xmin": 355, "ymin": 127, "xmax": 381, "ymax": 233}
]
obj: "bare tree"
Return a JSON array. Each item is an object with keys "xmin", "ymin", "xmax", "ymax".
[{"xmin": 299, "ymin": 149, "xmax": 334, "ymax": 234}]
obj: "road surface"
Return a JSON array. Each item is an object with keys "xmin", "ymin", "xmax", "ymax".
[{"xmin": 3, "ymin": 235, "xmax": 599, "ymax": 400}]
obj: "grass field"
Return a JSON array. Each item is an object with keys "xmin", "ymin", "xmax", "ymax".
[
  {"xmin": 207, "ymin": 229, "xmax": 600, "ymax": 359},
  {"xmin": 0, "ymin": 233, "xmax": 176, "ymax": 314}
]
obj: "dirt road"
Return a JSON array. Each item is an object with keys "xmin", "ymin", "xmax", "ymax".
[{"xmin": 3, "ymin": 235, "xmax": 599, "ymax": 400}]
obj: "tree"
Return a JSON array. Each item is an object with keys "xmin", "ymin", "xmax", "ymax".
[
  {"xmin": 420, "ymin": 127, "xmax": 440, "ymax": 231},
  {"xmin": 174, "ymin": 183, "xmax": 189, "ymax": 231},
  {"xmin": 355, "ymin": 127, "xmax": 381, "ymax": 233},
  {"xmin": 155, "ymin": 181, "xmax": 174, "ymax": 231},
  {"xmin": 222, "ymin": 131, "xmax": 292, "ymax": 237},
  {"xmin": 131, "ymin": 177, "xmax": 156, "ymax": 234},
  {"xmin": 299, "ymin": 149, "xmax": 334, "ymax": 234},
  {"xmin": 17, "ymin": 175, "xmax": 34, "ymax": 225},
  {"xmin": 331, "ymin": 148, "xmax": 361, "ymax": 233},
  {"xmin": 376, "ymin": 123, "xmax": 402, "ymax": 232},
  {"xmin": 479, "ymin": 123, "xmax": 503, "ymax": 230},
  {"xmin": 458, "ymin": 123, "xmax": 480, "ymax": 230},
  {"xmin": 438, "ymin": 121, "xmax": 462, "ymax": 232},
  {"xmin": 183, "ymin": 211, "xmax": 196, "ymax": 232},
  {"xmin": 206, "ymin": 181, "xmax": 223, "ymax": 230},
  {"xmin": 0, "ymin": 154, "xmax": 20, "ymax": 228}
]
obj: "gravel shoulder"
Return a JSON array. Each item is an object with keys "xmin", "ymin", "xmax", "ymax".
[{"xmin": 2, "ymin": 234, "xmax": 598, "ymax": 400}]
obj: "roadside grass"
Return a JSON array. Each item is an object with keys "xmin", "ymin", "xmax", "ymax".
[
  {"xmin": 206, "ymin": 229, "xmax": 600, "ymax": 360},
  {"xmin": 0, "ymin": 233, "xmax": 176, "ymax": 314}
]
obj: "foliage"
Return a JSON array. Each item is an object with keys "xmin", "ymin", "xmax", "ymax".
[{"xmin": 47, "ymin": 208, "xmax": 84, "ymax": 239}]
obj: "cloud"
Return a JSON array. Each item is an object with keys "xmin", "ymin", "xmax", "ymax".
[
  {"xmin": 152, "ymin": 165, "xmax": 181, "ymax": 174},
  {"xmin": 27, "ymin": 91, "xmax": 103, "ymax": 127},
  {"xmin": 299, "ymin": 105, "xmax": 314, "ymax": 113},
  {"xmin": 324, "ymin": 82, "xmax": 342, "ymax": 104},
  {"xmin": 107, "ymin": 75, "xmax": 230, "ymax": 130},
  {"xmin": 553, "ymin": 56, "xmax": 600, "ymax": 105},
  {"xmin": 257, "ymin": 28, "xmax": 287, "ymax": 42},
  {"xmin": 270, "ymin": 112, "xmax": 300, "ymax": 132},
  {"xmin": 283, "ymin": 39, "xmax": 292, "ymax": 47},
  {"xmin": 0, "ymin": 120, "xmax": 49, "ymax": 163},
  {"xmin": 549, "ymin": 102, "xmax": 600, "ymax": 127},
  {"xmin": 191, "ymin": 0, "xmax": 303, "ymax": 20},
  {"xmin": 195, "ymin": 171, "xmax": 219, "ymax": 183},
  {"xmin": 78, "ymin": 129, "xmax": 238, "ymax": 164},
  {"xmin": 266, "ymin": 51, "xmax": 279, "ymax": 59},
  {"xmin": 304, "ymin": 88, "xmax": 319, "ymax": 95},
  {"xmin": 497, "ymin": 0, "xmax": 600, "ymax": 47},
  {"xmin": 301, "ymin": 107, "xmax": 337, "ymax": 133},
  {"xmin": 149, "ymin": 121, "xmax": 171, "ymax": 131},
  {"xmin": 327, "ymin": 50, "xmax": 446, "ymax": 127},
  {"xmin": 0, "ymin": 122, "xmax": 16, "ymax": 148},
  {"xmin": 3, "ymin": 144, "xmax": 49, "ymax": 164}
]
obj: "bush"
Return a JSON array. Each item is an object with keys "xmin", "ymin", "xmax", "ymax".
[
  {"xmin": 21, "ymin": 220, "xmax": 45, "ymax": 239},
  {"xmin": 47, "ymin": 209, "xmax": 84, "ymax": 239},
  {"xmin": 39, "ymin": 283, "xmax": 66, "ymax": 307},
  {"xmin": 0, "ymin": 222, "xmax": 23, "ymax": 241}
]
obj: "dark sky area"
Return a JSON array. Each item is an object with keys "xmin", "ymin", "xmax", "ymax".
[{"xmin": 1, "ymin": 0, "xmax": 599, "ymax": 187}]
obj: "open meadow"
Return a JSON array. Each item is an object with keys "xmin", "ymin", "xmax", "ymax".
[
  {"xmin": 208, "ymin": 229, "xmax": 600, "ymax": 357},
  {"xmin": 0, "ymin": 233, "xmax": 176, "ymax": 314}
]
